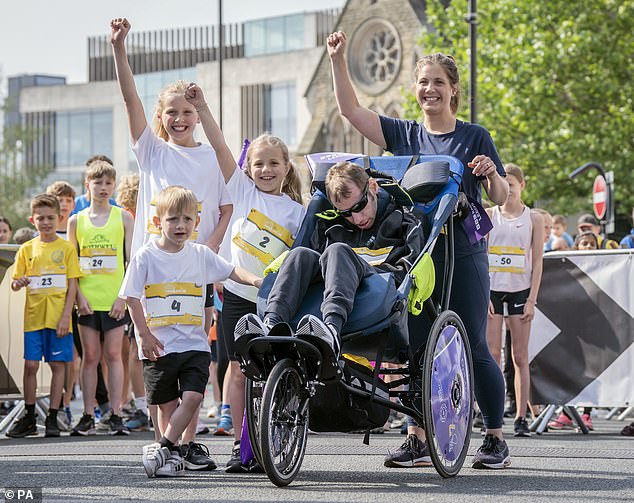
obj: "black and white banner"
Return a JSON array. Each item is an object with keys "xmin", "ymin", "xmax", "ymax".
[{"xmin": 529, "ymin": 249, "xmax": 634, "ymax": 406}]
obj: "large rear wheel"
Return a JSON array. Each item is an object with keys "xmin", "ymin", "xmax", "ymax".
[
  {"xmin": 259, "ymin": 358, "xmax": 310, "ymax": 487},
  {"xmin": 421, "ymin": 310, "xmax": 474, "ymax": 478}
]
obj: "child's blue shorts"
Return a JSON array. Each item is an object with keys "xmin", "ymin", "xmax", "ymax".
[{"xmin": 24, "ymin": 329, "xmax": 73, "ymax": 362}]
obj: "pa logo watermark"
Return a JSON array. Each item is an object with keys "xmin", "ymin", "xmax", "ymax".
[{"xmin": 2, "ymin": 487, "xmax": 42, "ymax": 501}]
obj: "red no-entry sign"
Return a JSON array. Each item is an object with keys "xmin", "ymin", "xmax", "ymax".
[{"xmin": 593, "ymin": 175, "xmax": 607, "ymax": 220}]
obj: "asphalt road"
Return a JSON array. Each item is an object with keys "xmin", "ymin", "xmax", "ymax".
[{"xmin": 1, "ymin": 415, "xmax": 633, "ymax": 502}]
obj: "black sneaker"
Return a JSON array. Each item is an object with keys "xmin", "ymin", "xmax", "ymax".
[
  {"xmin": 6, "ymin": 414, "xmax": 37, "ymax": 438},
  {"xmin": 384, "ymin": 434, "xmax": 432, "ymax": 468},
  {"xmin": 71, "ymin": 413, "xmax": 96, "ymax": 436},
  {"xmin": 109, "ymin": 413, "xmax": 130, "ymax": 436},
  {"xmin": 472, "ymin": 434, "xmax": 511, "ymax": 469},
  {"xmin": 45, "ymin": 414, "xmax": 60, "ymax": 438},
  {"xmin": 472, "ymin": 411, "xmax": 484, "ymax": 429},
  {"xmin": 513, "ymin": 417, "xmax": 531, "ymax": 437},
  {"xmin": 182, "ymin": 441, "xmax": 217, "ymax": 471},
  {"xmin": 225, "ymin": 444, "xmax": 245, "ymax": 473}
]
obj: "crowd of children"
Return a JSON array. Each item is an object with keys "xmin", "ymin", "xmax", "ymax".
[{"xmin": 3, "ymin": 18, "xmax": 634, "ymax": 484}]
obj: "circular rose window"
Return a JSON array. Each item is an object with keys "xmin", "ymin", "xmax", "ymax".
[{"xmin": 348, "ymin": 19, "xmax": 402, "ymax": 95}]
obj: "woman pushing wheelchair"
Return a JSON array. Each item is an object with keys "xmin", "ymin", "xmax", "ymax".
[{"xmin": 327, "ymin": 31, "xmax": 511, "ymax": 470}]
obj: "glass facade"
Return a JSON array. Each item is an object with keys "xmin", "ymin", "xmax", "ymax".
[
  {"xmin": 54, "ymin": 109, "xmax": 113, "ymax": 168},
  {"xmin": 244, "ymin": 14, "xmax": 305, "ymax": 57},
  {"xmin": 266, "ymin": 81, "xmax": 297, "ymax": 146}
]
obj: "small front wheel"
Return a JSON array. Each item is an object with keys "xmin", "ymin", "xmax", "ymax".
[
  {"xmin": 422, "ymin": 310, "xmax": 474, "ymax": 478},
  {"xmin": 259, "ymin": 358, "xmax": 310, "ymax": 487}
]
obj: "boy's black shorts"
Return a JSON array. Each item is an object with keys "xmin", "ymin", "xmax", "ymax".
[
  {"xmin": 77, "ymin": 310, "xmax": 131, "ymax": 333},
  {"xmin": 142, "ymin": 350, "xmax": 211, "ymax": 405}
]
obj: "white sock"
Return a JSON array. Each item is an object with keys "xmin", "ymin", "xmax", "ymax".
[{"xmin": 135, "ymin": 396, "xmax": 147, "ymax": 412}]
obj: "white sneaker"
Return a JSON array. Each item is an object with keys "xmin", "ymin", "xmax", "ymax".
[
  {"xmin": 155, "ymin": 451, "xmax": 186, "ymax": 477},
  {"xmin": 206, "ymin": 404, "xmax": 219, "ymax": 418},
  {"xmin": 142, "ymin": 443, "xmax": 170, "ymax": 478}
]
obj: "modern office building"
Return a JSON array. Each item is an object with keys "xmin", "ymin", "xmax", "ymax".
[{"xmin": 11, "ymin": 0, "xmax": 426, "ymax": 190}]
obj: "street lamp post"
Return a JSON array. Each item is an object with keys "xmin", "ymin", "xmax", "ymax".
[
  {"xmin": 218, "ymin": 0, "xmax": 223, "ymax": 129},
  {"xmin": 467, "ymin": 0, "xmax": 477, "ymax": 124}
]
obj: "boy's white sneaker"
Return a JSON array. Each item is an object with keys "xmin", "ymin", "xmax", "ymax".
[
  {"xmin": 155, "ymin": 451, "xmax": 186, "ymax": 477},
  {"xmin": 142, "ymin": 443, "xmax": 171, "ymax": 478}
]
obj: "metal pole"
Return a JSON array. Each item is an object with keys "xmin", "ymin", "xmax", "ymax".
[
  {"xmin": 218, "ymin": 0, "xmax": 223, "ymax": 129},
  {"xmin": 467, "ymin": 0, "xmax": 477, "ymax": 124}
]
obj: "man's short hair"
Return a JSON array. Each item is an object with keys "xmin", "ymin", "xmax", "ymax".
[
  {"xmin": 154, "ymin": 186, "xmax": 198, "ymax": 219},
  {"xmin": 325, "ymin": 162, "xmax": 369, "ymax": 204},
  {"xmin": 85, "ymin": 160, "xmax": 117, "ymax": 183},
  {"xmin": 31, "ymin": 194, "xmax": 60, "ymax": 215},
  {"xmin": 46, "ymin": 180, "xmax": 76, "ymax": 200}
]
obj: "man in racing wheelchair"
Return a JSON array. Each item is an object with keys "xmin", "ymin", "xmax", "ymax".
[{"xmin": 235, "ymin": 160, "xmax": 424, "ymax": 371}]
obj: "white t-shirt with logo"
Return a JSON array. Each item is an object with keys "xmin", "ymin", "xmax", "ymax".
[
  {"xmin": 130, "ymin": 125, "xmax": 232, "ymax": 258},
  {"xmin": 120, "ymin": 240, "xmax": 235, "ymax": 359},
  {"xmin": 220, "ymin": 170, "xmax": 306, "ymax": 303}
]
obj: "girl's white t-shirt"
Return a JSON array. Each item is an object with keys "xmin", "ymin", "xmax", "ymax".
[
  {"xmin": 488, "ymin": 205, "xmax": 534, "ymax": 292},
  {"xmin": 219, "ymin": 169, "xmax": 306, "ymax": 303},
  {"xmin": 120, "ymin": 240, "xmax": 235, "ymax": 359},
  {"xmin": 130, "ymin": 125, "xmax": 232, "ymax": 258}
]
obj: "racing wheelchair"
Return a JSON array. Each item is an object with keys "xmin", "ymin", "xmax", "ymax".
[{"xmin": 235, "ymin": 154, "xmax": 474, "ymax": 486}]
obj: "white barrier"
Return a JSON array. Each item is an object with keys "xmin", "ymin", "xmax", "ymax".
[{"xmin": 529, "ymin": 249, "xmax": 634, "ymax": 406}]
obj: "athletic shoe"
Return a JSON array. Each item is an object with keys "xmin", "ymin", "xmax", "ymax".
[
  {"xmin": 206, "ymin": 404, "xmax": 219, "ymax": 419},
  {"xmin": 471, "ymin": 434, "xmax": 511, "ymax": 469},
  {"xmin": 125, "ymin": 409, "xmax": 150, "ymax": 432},
  {"xmin": 93, "ymin": 406, "xmax": 102, "ymax": 421},
  {"xmin": 182, "ymin": 441, "xmax": 217, "ymax": 471},
  {"xmin": 620, "ymin": 422, "xmax": 634, "ymax": 436},
  {"xmin": 57, "ymin": 409, "xmax": 72, "ymax": 432},
  {"xmin": 582, "ymin": 412, "xmax": 594, "ymax": 431},
  {"xmin": 547, "ymin": 412, "xmax": 574, "ymax": 430},
  {"xmin": 296, "ymin": 314, "xmax": 340, "ymax": 359},
  {"xmin": 234, "ymin": 313, "xmax": 269, "ymax": 340},
  {"xmin": 71, "ymin": 413, "xmax": 96, "ymax": 436},
  {"xmin": 213, "ymin": 407, "xmax": 233, "ymax": 436},
  {"xmin": 196, "ymin": 422, "xmax": 210, "ymax": 435},
  {"xmin": 472, "ymin": 411, "xmax": 484, "ymax": 429},
  {"xmin": 142, "ymin": 443, "xmax": 171, "ymax": 478},
  {"xmin": 45, "ymin": 414, "xmax": 60, "ymax": 438},
  {"xmin": 6, "ymin": 414, "xmax": 37, "ymax": 438},
  {"xmin": 225, "ymin": 444, "xmax": 244, "ymax": 473},
  {"xmin": 155, "ymin": 451, "xmax": 186, "ymax": 477},
  {"xmin": 121, "ymin": 399, "xmax": 137, "ymax": 418},
  {"xmin": 384, "ymin": 434, "xmax": 432, "ymax": 468},
  {"xmin": 513, "ymin": 417, "xmax": 531, "ymax": 437},
  {"xmin": 96, "ymin": 410, "xmax": 113, "ymax": 433},
  {"xmin": 109, "ymin": 413, "xmax": 130, "ymax": 436}
]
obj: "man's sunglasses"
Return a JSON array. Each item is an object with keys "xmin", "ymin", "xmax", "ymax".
[{"xmin": 336, "ymin": 183, "xmax": 369, "ymax": 218}]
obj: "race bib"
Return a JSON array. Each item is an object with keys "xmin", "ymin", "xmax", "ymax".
[
  {"xmin": 145, "ymin": 282, "xmax": 204, "ymax": 327},
  {"xmin": 489, "ymin": 246, "xmax": 526, "ymax": 273},
  {"xmin": 28, "ymin": 273, "xmax": 67, "ymax": 293},
  {"xmin": 147, "ymin": 199, "xmax": 203, "ymax": 241},
  {"xmin": 232, "ymin": 209, "xmax": 294, "ymax": 266},
  {"xmin": 79, "ymin": 247, "xmax": 118, "ymax": 274},
  {"xmin": 352, "ymin": 246, "xmax": 394, "ymax": 266}
]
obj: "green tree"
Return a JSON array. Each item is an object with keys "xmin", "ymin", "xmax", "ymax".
[
  {"xmin": 404, "ymin": 0, "xmax": 634, "ymax": 225},
  {"xmin": 1, "ymin": 110, "xmax": 53, "ymax": 231}
]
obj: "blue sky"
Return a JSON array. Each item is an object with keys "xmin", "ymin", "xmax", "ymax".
[{"xmin": 1, "ymin": 0, "xmax": 345, "ymax": 85}]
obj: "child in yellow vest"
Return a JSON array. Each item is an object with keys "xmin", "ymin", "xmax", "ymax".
[
  {"xmin": 7, "ymin": 194, "xmax": 81, "ymax": 438},
  {"xmin": 68, "ymin": 161, "xmax": 135, "ymax": 436}
]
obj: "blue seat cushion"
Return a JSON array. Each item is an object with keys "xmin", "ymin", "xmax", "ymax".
[{"xmin": 257, "ymin": 271, "xmax": 397, "ymax": 333}]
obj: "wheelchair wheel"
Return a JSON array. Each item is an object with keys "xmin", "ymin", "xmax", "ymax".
[
  {"xmin": 245, "ymin": 378, "xmax": 265, "ymax": 467},
  {"xmin": 421, "ymin": 310, "xmax": 474, "ymax": 478},
  {"xmin": 259, "ymin": 358, "xmax": 309, "ymax": 487}
]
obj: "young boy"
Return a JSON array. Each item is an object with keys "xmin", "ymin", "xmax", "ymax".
[
  {"xmin": 7, "ymin": 194, "xmax": 81, "ymax": 438},
  {"xmin": 120, "ymin": 185, "xmax": 261, "ymax": 478},
  {"xmin": 545, "ymin": 214, "xmax": 574, "ymax": 251},
  {"xmin": 68, "ymin": 160, "xmax": 135, "ymax": 436},
  {"xmin": 46, "ymin": 180, "xmax": 78, "ymax": 429},
  {"xmin": 46, "ymin": 181, "xmax": 76, "ymax": 239}
]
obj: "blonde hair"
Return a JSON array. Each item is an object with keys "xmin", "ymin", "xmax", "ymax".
[
  {"xmin": 85, "ymin": 160, "xmax": 117, "ymax": 182},
  {"xmin": 152, "ymin": 80, "xmax": 191, "ymax": 142},
  {"xmin": 504, "ymin": 163, "xmax": 524, "ymax": 183},
  {"xmin": 46, "ymin": 180, "xmax": 76, "ymax": 199},
  {"xmin": 116, "ymin": 174, "xmax": 140, "ymax": 212},
  {"xmin": 154, "ymin": 186, "xmax": 197, "ymax": 219},
  {"xmin": 325, "ymin": 162, "xmax": 369, "ymax": 203},
  {"xmin": 244, "ymin": 134, "xmax": 302, "ymax": 204},
  {"xmin": 31, "ymin": 194, "xmax": 60, "ymax": 215},
  {"xmin": 415, "ymin": 53, "xmax": 461, "ymax": 114}
]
